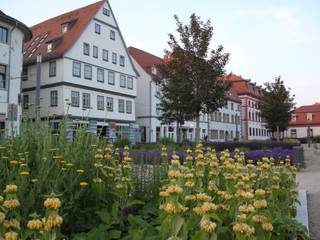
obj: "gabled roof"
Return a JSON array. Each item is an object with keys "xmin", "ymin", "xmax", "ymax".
[
  {"xmin": 294, "ymin": 104, "xmax": 320, "ymax": 113},
  {"xmin": 23, "ymin": 1, "xmax": 104, "ymax": 65},
  {"xmin": 128, "ymin": 46, "xmax": 163, "ymax": 75},
  {"xmin": 0, "ymin": 11, "xmax": 32, "ymax": 41},
  {"xmin": 224, "ymin": 73, "xmax": 263, "ymax": 98}
]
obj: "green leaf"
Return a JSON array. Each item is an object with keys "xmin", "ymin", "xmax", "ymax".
[
  {"xmin": 171, "ymin": 215, "xmax": 184, "ymax": 236},
  {"xmin": 109, "ymin": 229, "xmax": 122, "ymax": 239},
  {"xmin": 191, "ymin": 230, "xmax": 207, "ymax": 240},
  {"xmin": 96, "ymin": 209, "xmax": 111, "ymax": 225}
]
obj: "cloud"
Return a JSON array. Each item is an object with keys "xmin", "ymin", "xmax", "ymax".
[{"xmin": 238, "ymin": 7, "xmax": 304, "ymax": 43}]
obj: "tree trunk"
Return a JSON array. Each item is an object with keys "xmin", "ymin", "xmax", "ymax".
[
  {"xmin": 195, "ymin": 113, "xmax": 200, "ymax": 144},
  {"xmin": 276, "ymin": 125, "xmax": 280, "ymax": 142}
]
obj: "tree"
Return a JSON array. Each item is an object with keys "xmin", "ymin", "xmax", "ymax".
[
  {"xmin": 259, "ymin": 76, "xmax": 295, "ymax": 141},
  {"xmin": 155, "ymin": 14, "xmax": 230, "ymax": 143}
]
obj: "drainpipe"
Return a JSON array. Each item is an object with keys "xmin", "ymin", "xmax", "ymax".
[
  {"xmin": 35, "ymin": 53, "xmax": 42, "ymax": 119},
  {"xmin": 149, "ymin": 80, "xmax": 152, "ymax": 143},
  {"xmin": 7, "ymin": 22, "xmax": 17, "ymax": 136}
]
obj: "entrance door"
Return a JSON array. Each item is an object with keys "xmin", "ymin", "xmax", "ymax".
[{"xmin": 140, "ymin": 126, "xmax": 146, "ymax": 143}]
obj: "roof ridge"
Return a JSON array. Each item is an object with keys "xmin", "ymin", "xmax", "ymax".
[
  {"xmin": 31, "ymin": 1, "xmax": 104, "ymax": 29},
  {"xmin": 128, "ymin": 46, "xmax": 163, "ymax": 61}
]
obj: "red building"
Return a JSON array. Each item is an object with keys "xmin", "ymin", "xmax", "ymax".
[
  {"xmin": 224, "ymin": 73, "xmax": 270, "ymax": 140},
  {"xmin": 285, "ymin": 103, "xmax": 320, "ymax": 139}
]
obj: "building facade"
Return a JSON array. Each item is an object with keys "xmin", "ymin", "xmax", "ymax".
[
  {"xmin": 22, "ymin": 1, "xmax": 139, "ymax": 142},
  {"xmin": 0, "ymin": 11, "xmax": 32, "ymax": 138},
  {"xmin": 129, "ymin": 47, "xmax": 242, "ymax": 143},
  {"xmin": 224, "ymin": 73, "xmax": 270, "ymax": 140},
  {"xmin": 285, "ymin": 103, "xmax": 320, "ymax": 139}
]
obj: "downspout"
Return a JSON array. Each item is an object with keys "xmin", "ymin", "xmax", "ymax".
[
  {"xmin": 149, "ymin": 80, "xmax": 152, "ymax": 143},
  {"xmin": 7, "ymin": 22, "xmax": 17, "ymax": 136}
]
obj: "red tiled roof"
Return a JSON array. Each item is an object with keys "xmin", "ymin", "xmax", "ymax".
[
  {"xmin": 294, "ymin": 104, "xmax": 320, "ymax": 113},
  {"xmin": 224, "ymin": 73, "xmax": 263, "ymax": 98},
  {"xmin": 128, "ymin": 46, "xmax": 163, "ymax": 75},
  {"xmin": 23, "ymin": 1, "xmax": 104, "ymax": 65}
]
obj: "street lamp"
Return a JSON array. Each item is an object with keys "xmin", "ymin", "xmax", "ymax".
[{"xmin": 307, "ymin": 117, "xmax": 311, "ymax": 148}]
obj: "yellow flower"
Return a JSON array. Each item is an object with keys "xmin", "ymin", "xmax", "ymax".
[
  {"xmin": 159, "ymin": 191, "xmax": 169, "ymax": 197},
  {"xmin": 19, "ymin": 171, "xmax": 30, "ymax": 175},
  {"xmin": 43, "ymin": 214, "xmax": 63, "ymax": 231},
  {"xmin": 261, "ymin": 222, "xmax": 273, "ymax": 232},
  {"xmin": 252, "ymin": 215, "xmax": 268, "ymax": 223},
  {"xmin": 95, "ymin": 154, "xmax": 103, "ymax": 159},
  {"xmin": 76, "ymin": 169, "xmax": 85, "ymax": 173},
  {"xmin": 3, "ymin": 199, "xmax": 20, "ymax": 210},
  {"xmin": 233, "ymin": 223, "xmax": 255, "ymax": 235},
  {"xmin": 160, "ymin": 203, "xmax": 187, "ymax": 214},
  {"xmin": 255, "ymin": 189, "xmax": 266, "ymax": 197},
  {"xmin": 27, "ymin": 219, "xmax": 42, "ymax": 231},
  {"xmin": 4, "ymin": 184, "xmax": 18, "ymax": 194},
  {"xmin": 61, "ymin": 168, "xmax": 67, "ymax": 171},
  {"xmin": 254, "ymin": 200, "xmax": 268, "ymax": 209},
  {"xmin": 166, "ymin": 185, "xmax": 183, "ymax": 195},
  {"xmin": 3, "ymin": 219, "xmax": 20, "ymax": 229},
  {"xmin": 236, "ymin": 214, "xmax": 247, "ymax": 221},
  {"xmin": 44, "ymin": 197, "xmax": 61, "ymax": 210},
  {"xmin": 238, "ymin": 204, "xmax": 255, "ymax": 213},
  {"xmin": 200, "ymin": 220, "xmax": 217, "ymax": 233},
  {"xmin": 193, "ymin": 202, "xmax": 217, "ymax": 216},
  {"xmin": 196, "ymin": 193, "xmax": 211, "ymax": 202},
  {"xmin": 184, "ymin": 181, "xmax": 194, "ymax": 188},
  {"xmin": 185, "ymin": 195, "xmax": 196, "ymax": 201},
  {"xmin": 4, "ymin": 231, "xmax": 18, "ymax": 240},
  {"xmin": 52, "ymin": 155, "xmax": 63, "ymax": 160},
  {"xmin": 80, "ymin": 182, "xmax": 89, "ymax": 187},
  {"xmin": 20, "ymin": 163, "xmax": 28, "ymax": 167},
  {"xmin": 168, "ymin": 170, "xmax": 182, "ymax": 179},
  {"xmin": 31, "ymin": 179, "xmax": 38, "ymax": 183},
  {"xmin": 65, "ymin": 163, "xmax": 73, "ymax": 167},
  {"xmin": 9, "ymin": 160, "xmax": 19, "ymax": 165}
]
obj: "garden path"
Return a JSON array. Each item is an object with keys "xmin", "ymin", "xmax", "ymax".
[{"xmin": 297, "ymin": 144, "xmax": 320, "ymax": 240}]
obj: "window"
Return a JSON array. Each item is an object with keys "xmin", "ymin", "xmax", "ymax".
[
  {"xmin": 120, "ymin": 75, "xmax": 126, "ymax": 88},
  {"xmin": 61, "ymin": 23, "xmax": 69, "ymax": 34},
  {"xmin": 210, "ymin": 130, "xmax": 219, "ymax": 139},
  {"xmin": 72, "ymin": 61, "xmax": 81, "ymax": 77},
  {"xmin": 118, "ymin": 99, "xmax": 124, "ymax": 113},
  {"xmin": 0, "ymin": 27, "xmax": 8, "ymax": 44},
  {"xmin": 219, "ymin": 130, "xmax": 224, "ymax": 139},
  {"xmin": 50, "ymin": 90, "xmax": 58, "ymax": 107},
  {"xmin": 112, "ymin": 52, "xmax": 117, "ymax": 64},
  {"xmin": 83, "ymin": 42, "xmax": 90, "ymax": 55},
  {"xmin": 47, "ymin": 43, "xmax": 52, "ymax": 53},
  {"xmin": 127, "ymin": 77, "xmax": 133, "ymax": 89},
  {"xmin": 107, "ymin": 97, "xmax": 113, "ymax": 111},
  {"xmin": 231, "ymin": 102, "xmax": 234, "ymax": 110},
  {"xmin": 97, "ymin": 95, "xmax": 104, "ymax": 110},
  {"xmin": 110, "ymin": 30, "xmax": 115, "ymax": 40},
  {"xmin": 93, "ymin": 46, "xmax": 98, "ymax": 58},
  {"xmin": 0, "ymin": 65, "xmax": 6, "ymax": 89},
  {"xmin": 102, "ymin": 49, "xmax": 108, "ymax": 61},
  {"xmin": 84, "ymin": 65, "xmax": 92, "ymax": 80},
  {"xmin": 82, "ymin": 93, "xmax": 91, "ymax": 109},
  {"xmin": 290, "ymin": 129, "xmax": 297, "ymax": 138},
  {"xmin": 103, "ymin": 8, "xmax": 110, "ymax": 16},
  {"xmin": 71, "ymin": 91, "xmax": 80, "ymax": 107},
  {"xmin": 126, "ymin": 100, "xmax": 132, "ymax": 114},
  {"xmin": 49, "ymin": 61, "xmax": 56, "ymax": 77},
  {"xmin": 97, "ymin": 68, "xmax": 104, "ymax": 82},
  {"xmin": 108, "ymin": 71, "xmax": 115, "ymax": 85},
  {"xmin": 22, "ymin": 67, "xmax": 28, "ymax": 81},
  {"xmin": 120, "ymin": 55, "xmax": 125, "ymax": 67},
  {"xmin": 95, "ymin": 23, "xmax": 101, "ymax": 34},
  {"xmin": 23, "ymin": 95, "xmax": 29, "ymax": 110}
]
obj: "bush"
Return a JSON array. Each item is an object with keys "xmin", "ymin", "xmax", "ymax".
[
  {"xmin": 114, "ymin": 137, "xmax": 131, "ymax": 148},
  {"xmin": 159, "ymin": 137, "xmax": 175, "ymax": 146}
]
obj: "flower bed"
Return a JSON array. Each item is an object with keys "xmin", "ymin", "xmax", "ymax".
[{"xmin": 0, "ymin": 119, "xmax": 308, "ymax": 239}]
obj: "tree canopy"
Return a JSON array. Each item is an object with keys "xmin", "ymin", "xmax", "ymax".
[
  {"xmin": 260, "ymin": 76, "xmax": 295, "ymax": 139},
  {"xmin": 155, "ymin": 14, "xmax": 230, "ymax": 143}
]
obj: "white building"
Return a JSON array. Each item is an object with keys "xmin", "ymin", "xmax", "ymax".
[
  {"xmin": 129, "ymin": 47, "xmax": 242, "ymax": 143},
  {"xmin": 0, "ymin": 11, "xmax": 32, "ymax": 138},
  {"xmin": 208, "ymin": 91, "xmax": 242, "ymax": 141},
  {"xmin": 22, "ymin": 1, "xmax": 139, "ymax": 142}
]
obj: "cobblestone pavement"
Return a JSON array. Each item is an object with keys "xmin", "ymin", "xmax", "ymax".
[{"xmin": 297, "ymin": 144, "xmax": 320, "ymax": 239}]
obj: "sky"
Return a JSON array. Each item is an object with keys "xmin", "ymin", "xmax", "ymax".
[{"xmin": 1, "ymin": 0, "xmax": 320, "ymax": 106}]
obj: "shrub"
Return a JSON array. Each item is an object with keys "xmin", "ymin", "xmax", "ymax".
[{"xmin": 114, "ymin": 137, "xmax": 131, "ymax": 148}]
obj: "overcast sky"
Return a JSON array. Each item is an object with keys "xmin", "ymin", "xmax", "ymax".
[{"xmin": 2, "ymin": 0, "xmax": 319, "ymax": 106}]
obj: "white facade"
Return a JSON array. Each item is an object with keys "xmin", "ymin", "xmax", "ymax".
[
  {"xmin": 240, "ymin": 95, "xmax": 270, "ymax": 140},
  {"xmin": 0, "ymin": 15, "xmax": 31, "ymax": 137},
  {"xmin": 285, "ymin": 126, "xmax": 320, "ymax": 139},
  {"xmin": 22, "ymin": 1, "xmax": 138, "ymax": 142},
  {"xmin": 208, "ymin": 101, "xmax": 242, "ymax": 141}
]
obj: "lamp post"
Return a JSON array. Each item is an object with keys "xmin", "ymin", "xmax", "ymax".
[
  {"xmin": 307, "ymin": 117, "xmax": 311, "ymax": 148},
  {"xmin": 35, "ymin": 53, "xmax": 42, "ymax": 118}
]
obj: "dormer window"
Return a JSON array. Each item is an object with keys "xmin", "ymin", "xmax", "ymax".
[
  {"xmin": 61, "ymin": 23, "xmax": 69, "ymax": 34},
  {"xmin": 152, "ymin": 66, "xmax": 157, "ymax": 75},
  {"xmin": 47, "ymin": 43, "xmax": 52, "ymax": 53},
  {"xmin": 103, "ymin": 8, "xmax": 110, "ymax": 16}
]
